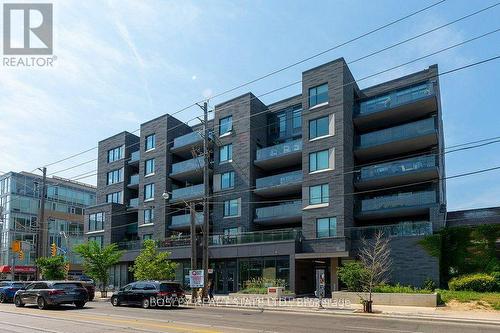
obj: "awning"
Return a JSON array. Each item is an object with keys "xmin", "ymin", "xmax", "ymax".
[{"xmin": 0, "ymin": 265, "xmax": 36, "ymax": 273}]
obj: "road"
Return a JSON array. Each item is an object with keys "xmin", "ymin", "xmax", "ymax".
[{"xmin": 0, "ymin": 301, "xmax": 498, "ymax": 333}]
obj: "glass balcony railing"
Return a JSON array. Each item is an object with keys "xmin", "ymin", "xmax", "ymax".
[
  {"xmin": 356, "ymin": 155, "xmax": 437, "ymax": 182},
  {"xmin": 210, "ymin": 229, "xmax": 301, "ymax": 246},
  {"xmin": 256, "ymin": 139, "xmax": 302, "ymax": 161},
  {"xmin": 358, "ymin": 82, "xmax": 434, "ymax": 116},
  {"xmin": 256, "ymin": 170, "xmax": 303, "ymax": 189},
  {"xmin": 171, "ymin": 212, "xmax": 204, "ymax": 228},
  {"xmin": 350, "ymin": 221, "xmax": 432, "ymax": 240},
  {"xmin": 173, "ymin": 131, "xmax": 203, "ymax": 149},
  {"xmin": 118, "ymin": 236, "xmax": 193, "ymax": 250},
  {"xmin": 128, "ymin": 198, "xmax": 139, "ymax": 208},
  {"xmin": 128, "ymin": 174, "xmax": 139, "ymax": 186},
  {"xmin": 171, "ymin": 156, "xmax": 205, "ymax": 175},
  {"xmin": 356, "ymin": 118, "xmax": 436, "ymax": 148},
  {"xmin": 171, "ymin": 184, "xmax": 205, "ymax": 202},
  {"xmin": 255, "ymin": 200, "xmax": 302, "ymax": 220},
  {"xmin": 128, "ymin": 150, "xmax": 140, "ymax": 163},
  {"xmin": 359, "ymin": 191, "xmax": 437, "ymax": 212}
]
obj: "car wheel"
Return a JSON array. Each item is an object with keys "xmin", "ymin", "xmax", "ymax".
[
  {"xmin": 141, "ymin": 298, "xmax": 150, "ymax": 309},
  {"xmin": 37, "ymin": 296, "xmax": 47, "ymax": 310},
  {"xmin": 0, "ymin": 293, "xmax": 6, "ymax": 303},
  {"xmin": 74, "ymin": 301, "xmax": 85, "ymax": 308},
  {"xmin": 14, "ymin": 296, "xmax": 24, "ymax": 307},
  {"xmin": 111, "ymin": 296, "xmax": 120, "ymax": 307}
]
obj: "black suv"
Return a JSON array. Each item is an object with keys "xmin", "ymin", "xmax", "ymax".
[
  {"xmin": 111, "ymin": 281, "xmax": 185, "ymax": 309},
  {"xmin": 14, "ymin": 281, "xmax": 88, "ymax": 309}
]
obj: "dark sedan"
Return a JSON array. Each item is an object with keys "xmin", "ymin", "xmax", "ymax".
[
  {"xmin": 14, "ymin": 281, "xmax": 88, "ymax": 309},
  {"xmin": 0, "ymin": 281, "xmax": 30, "ymax": 303},
  {"xmin": 111, "ymin": 281, "xmax": 186, "ymax": 309}
]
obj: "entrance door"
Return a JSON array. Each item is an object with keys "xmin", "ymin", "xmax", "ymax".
[
  {"xmin": 226, "ymin": 269, "xmax": 236, "ymax": 293},
  {"xmin": 315, "ymin": 268, "xmax": 325, "ymax": 295},
  {"xmin": 214, "ymin": 262, "xmax": 237, "ymax": 294}
]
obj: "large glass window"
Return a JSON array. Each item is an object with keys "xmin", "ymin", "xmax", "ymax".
[
  {"xmin": 292, "ymin": 109, "xmax": 302, "ymax": 130},
  {"xmin": 221, "ymin": 171, "xmax": 235, "ymax": 190},
  {"xmin": 145, "ymin": 158, "xmax": 155, "ymax": 175},
  {"xmin": 316, "ymin": 217, "xmax": 337, "ymax": 238},
  {"xmin": 309, "ymin": 116, "xmax": 330, "ymax": 139},
  {"xmin": 223, "ymin": 198, "xmax": 239, "ymax": 217},
  {"xmin": 219, "ymin": 116, "xmax": 232, "ymax": 136},
  {"xmin": 309, "ymin": 184, "xmax": 329, "ymax": 205},
  {"xmin": 143, "ymin": 234, "xmax": 153, "ymax": 240},
  {"xmin": 145, "ymin": 134, "xmax": 156, "ymax": 151},
  {"xmin": 219, "ymin": 144, "xmax": 232, "ymax": 163},
  {"xmin": 309, "ymin": 150, "xmax": 330, "ymax": 172},
  {"xmin": 278, "ymin": 113, "xmax": 287, "ymax": 135},
  {"xmin": 107, "ymin": 168, "xmax": 123, "ymax": 185},
  {"xmin": 309, "ymin": 83, "xmax": 328, "ymax": 107},
  {"xmin": 144, "ymin": 183, "xmax": 155, "ymax": 201},
  {"xmin": 144, "ymin": 208, "xmax": 154, "ymax": 224},
  {"xmin": 107, "ymin": 146, "xmax": 124, "ymax": 163},
  {"xmin": 88, "ymin": 212, "xmax": 104, "ymax": 231},
  {"xmin": 88, "ymin": 235, "xmax": 103, "ymax": 248},
  {"xmin": 106, "ymin": 191, "xmax": 122, "ymax": 204}
]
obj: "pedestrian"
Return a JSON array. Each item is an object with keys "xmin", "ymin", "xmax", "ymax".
[{"xmin": 208, "ymin": 279, "xmax": 214, "ymax": 301}]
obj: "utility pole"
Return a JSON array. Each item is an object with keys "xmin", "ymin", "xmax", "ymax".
[
  {"xmin": 189, "ymin": 202, "xmax": 197, "ymax": 302},
  {"xmin": 36, "ymin": 167, "xmax": 47, "ymax": 279},
  {"xmin": 201, "ymin": 101, "xmax": 210, "ymax": 298}
]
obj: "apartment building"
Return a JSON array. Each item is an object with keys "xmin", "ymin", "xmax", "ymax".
[
  {"xmin": 0, "ymin": 171, "xmax": 96, "ymax": 280},
  {"xmin": 85, "ymin": 58, "xmax": 445, "ymax": 293}
]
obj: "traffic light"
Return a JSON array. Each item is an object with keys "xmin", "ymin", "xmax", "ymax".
[
  {"xmin": 18, "ymin": 250, "xmax": 24, "ymax": 260},
  {"xmin": 11, "ymin": 240, "xmax": 21, "ymax": 253},
  {"xmin": 64, "ymin": 263, "xmax": 70, "ymax": 272},
  {"xmin": 51, "ymin": 243, "xmax": 57, "ymax": 257}
]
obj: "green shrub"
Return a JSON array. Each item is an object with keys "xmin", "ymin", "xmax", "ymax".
[
  {"xmin": 448, "ymin": 273, "xmax": 498, "ymax": 292},
  {"xmin": 373, "ymin": 283, "xmax": 433, "ymax": 294},
  {"xmin": 422, "ymin": 278, "xmax": 437, "ymax": 291},
  {"xmin": 244, "ymin": 277, "xmax": 285, "ymax": 289},
  {"xmin": 491, "ymin": 271, "xmax": 500, "ymax": 289},
  {"xmin": 338, "ymin": 262, "xmax": 367, "ymax": 292}
]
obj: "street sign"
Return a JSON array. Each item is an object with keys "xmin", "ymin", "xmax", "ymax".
[
  {"xmin": 189, "ymin": 269, "xmax": 204, "ymax": 288},
  {"xmin": 208, "ymin": 268, "xmax": 213, "ymax": 274}
]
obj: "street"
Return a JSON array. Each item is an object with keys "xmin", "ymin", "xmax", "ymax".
[{"xmin": 0, "ymin": 301, "xmax": 498, "ymax": 333}]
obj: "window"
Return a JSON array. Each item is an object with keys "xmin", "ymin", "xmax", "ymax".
[
  {"xmin": 107, "ymin": 168, "xmax": 123, "ymax": 185},
  {"xmin": 107, "ymin": 146, "xmax": 124, "ymax": 162},
  {"xmin": 278, "ymin": 113, "xmax": 287, "ymax": 135},
  {"xmin": 88, "ymin": 235, "xmax": 103, "ymax": 247},
  {"xmin": 292, "ymin": 109, "xmax": 302, "ymax": 129},
  {"xmin": 221, "ymin": 171, "xmax": 235, "ymax": 189},
  {"xmin": 106, "ymin": 191, "xmax": 122, "ymax": 204},
  {"xmin": 316, "ymin": 217, "xmax": 337, "ymax": 238},
  {"xmin": 219, "ymin": 116, "xmax": 232, "ymax": 136},
  {"xmin": 223, "ymin": 198, "xmax": 239, "ymax": 217},
  {"xmin": 224, "ymin": 227, "xmax": 239, "ymax": 235},
  {"xmin": 309, "ymin": 116, "xmax": 330, "ymax": 140},
  {"xmin": 143, "ymin": 234, "xmax": 153, "ymax": 240},
  {"xmin": 309, "ymin": 83, "xmax": 328, "ymax": 107},
  {"xmin": 88, "ymin": 212, "xmax": 104, "ymax": 231},
  {"xmin": 144, "ymin": 208, "xmax": 154, "ymax": 224},
  {"xmin": 309, "ymin": 184, "xmax": 329, "ymax": 205},
  {"xmin": 145, "ymin": 158, "xmax": 155, "ymax": 175},
  {"xmin": 145, "ymin": 134, "xmax": 155, "ymax": 151},
  {"xmin": 309, "ymin": 150, "xmax": 330, "ymax": 172},
  {"xmin": 144, "ymin": 183, "xmax": 155, "ymax": 201},
  {"xmin": 219, "ymin": 144, "xmax": 232, "ymax": 163}
]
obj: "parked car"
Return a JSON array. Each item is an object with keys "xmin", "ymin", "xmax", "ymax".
[
  {"xmin": 14, "ymin": 281, "xmax": 88, "ymax": 309},
  {"xmin": 0, "ymin": 281, "xmax": 31, "ymax": 303},
  {"xmin": 110, "ymin": 281, "xmax": 186, "ymax": 309}
]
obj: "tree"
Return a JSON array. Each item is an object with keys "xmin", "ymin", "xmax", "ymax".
[
  {"xmin": 36, "ymin": 255, "xmax": 67, "ymax": 280},
  {"xmin": 338, "ymin": 262, "xmax": 368, "ymax": 292},
  {"xmin": 358, "ymin": 231, "xmax": 392, "ymax": 312},
  {"xmin": 129, "ymin": 239, "xmax": 177, "ymax": 281},
  {"xmin": 74, "ymin": 241, "xmax": 123, "ymax": 297}
]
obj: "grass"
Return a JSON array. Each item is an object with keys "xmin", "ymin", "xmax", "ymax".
[
  {"xmin": 373, "ymin": 284, "xmax": 433, "ymax": 294},
  {"xmin": 437, "ymin": 289, "xmax": 500, "ymax": 310}
]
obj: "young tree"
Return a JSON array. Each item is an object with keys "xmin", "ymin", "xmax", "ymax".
[
  {"xmin": 130, "ymin": 239, "xmax": 177, "ymax": 281},
  {"xmin": 36, "ymin": 255, "xmax": 67, "ymax": 280},
  {"xmin": 358, "ymin": 231, "xmax": 392, "ymax": 312},
  {"xmin": 74, "ymin": 241, "xmax": 123, "ymax": 297}
]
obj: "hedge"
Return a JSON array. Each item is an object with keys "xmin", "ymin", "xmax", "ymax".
[{"xmin": 448, "ymin": 273, "xmax": 498, "ymax": 292}]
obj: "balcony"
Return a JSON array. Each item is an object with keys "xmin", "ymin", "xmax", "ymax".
[
  {"xmin": 254, "ymin": 139, "xmax": 302, "ymax": 170},
  {"xmin": 254, "ymin": 200, "xmax": 302, "ymax": 225},
  {"xmin": 170, "ymin": 184, "xmax": 205, "ymax": 203},
  {"xmin": 169, "ymin": 156, "xmax": 206, "ymax": 182},
  {"xmin": 128, "ymin": 197, "xmax": 139, "ymax": 209},
  {"xmin": 169, "ymin": 212, "xmax": 204, "ymax": 231},
  {"xmin": 355, "ymin": 155, "xmax": 439, "ymax": 190},
  {"xmin": 254, "ymin": 170, "xmax": 303, "ymax": 197},
  {"xmin": 356, "ymin": 190, "xmax": 437, "ymax": 220},
  {"xmin": 210, "ymin": 229, "xmax": 301, "ymax": 246},
  {"xmin": 127, "ymin": 174, "xmax": 139, "ymax": 189},
  {"xmin": 351, "ymin": 221, "xmax": 433, "ymax": 240},
  {"xmin": 355, "ymin": 82, "xmax": 437, "ymax": 130},
  {"xmin": 118, "ymin": 236, "xmax": 192, "ymax": 251},
  {"xmin": 354, "ymin": 118, "xmax": 438, "ymax": 161},
  {"xmin": 171, "ymin": 131, "xmax": 204, "ymax": 157},
  {"xmin": 128, "ymin": 150, "xmax": 140, "ymax": 165}
]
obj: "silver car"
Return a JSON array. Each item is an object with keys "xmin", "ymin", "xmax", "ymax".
[{"xmin": 14, "ymin": 281, "xmax": 88, "ymax": 309}]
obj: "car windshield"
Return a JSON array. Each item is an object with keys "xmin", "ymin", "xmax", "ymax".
[
  {"xmin": 160, "ymin": 283, "xmax": 182, "ymax": 292},
  {"xmin": 52, "ymin": 283, "xmax": 82, "ymax": 290},
  {"xmin": 11, "ymin": 283, "xmax": 26, "ymax": 288}
]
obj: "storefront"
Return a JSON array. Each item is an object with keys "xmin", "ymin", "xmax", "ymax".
[{"xmin": 0, "ymin": 265, "xmax": 36, "ymax": 281}]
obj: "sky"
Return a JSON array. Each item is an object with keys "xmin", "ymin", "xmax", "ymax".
[{"xmin": 0, "ymin": 0, "xmax": 499, "ymax": 211}]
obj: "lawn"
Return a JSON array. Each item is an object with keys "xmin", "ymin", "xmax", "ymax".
[{"xmin": 438, "ymin": 289, "xmax": 500, "ymax": 310}]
